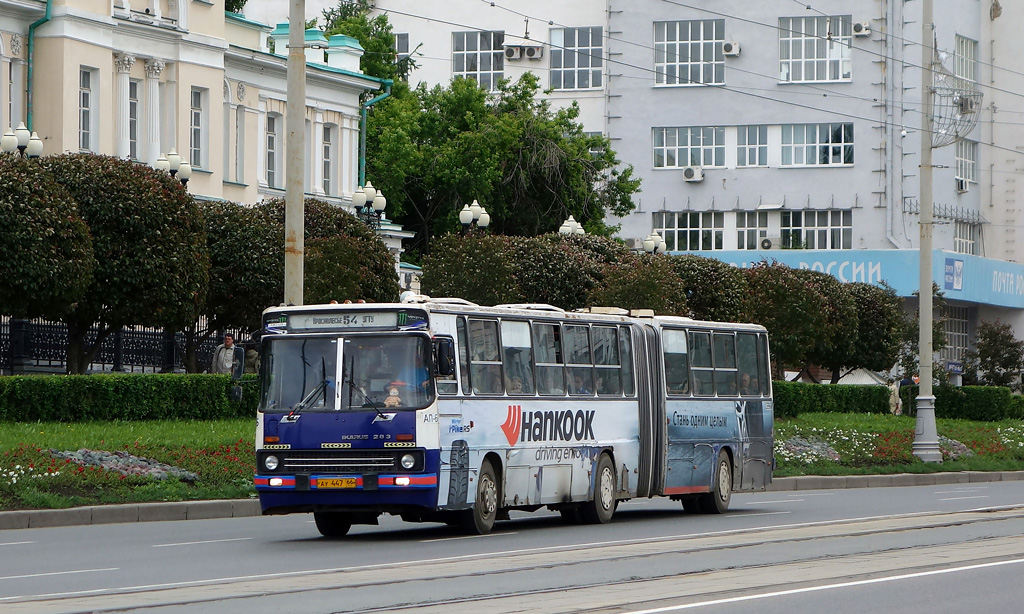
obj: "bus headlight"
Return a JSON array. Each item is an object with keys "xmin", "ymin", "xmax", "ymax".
[
  {"xmin": 400, "ymin": 454, "xmax": 416, "ymax": 470},
  {"xmin": 264, "ymin": 455, "xmax": 280, "ymax": 471}
]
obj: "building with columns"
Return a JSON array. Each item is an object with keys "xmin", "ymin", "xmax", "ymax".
[{"xmin": 0, "ymin": 0, "xmax": 411, "ymax": 259}]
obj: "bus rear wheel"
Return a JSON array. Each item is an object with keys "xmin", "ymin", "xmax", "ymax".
[
  {"xmin": 313, "ymin": 512, "xmax": 352, "ymax": 537},
  {"xmin": 698, "ymin": 451, "xmax": 732, "ymax": 514},
  {"xmin": 461, "ymin": 459, "xmax": 498, "ymax": 534},
  {"xmin": 581, "ymin": 454, "xmax": 617, "ymax": 524}
]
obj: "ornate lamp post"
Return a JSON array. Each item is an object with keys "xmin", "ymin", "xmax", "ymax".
[
  {"xmin": 152, "ymin": 150, "xmax": 192, "ymax": 187},
  {"xmin": 1, "ymin": 123, "xmax": 42, "ymax": 158},
  {"xmin": 352, "ymin": 181, "xmax": 387, "ymax": 229},
  {"xmin": 460, "ymin": 199, "xmax": 490, "ymax": 233},
  {"xmin": 642, "ymin": 232, "xmax": 667, "ymax": 254}
]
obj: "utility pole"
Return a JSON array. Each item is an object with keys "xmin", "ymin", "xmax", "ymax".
[
  {"xmin": 284, "ymin": 0, "xmax": 306, "ymax": 306},
  {"xmin": 914, "ymin": 0, "xmax": 942, "ymax": 462}
]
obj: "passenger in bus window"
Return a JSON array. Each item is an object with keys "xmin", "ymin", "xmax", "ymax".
[
  {"xmin": 572, "ymin": 374, "xmax": 592, "ymax": 395},
  {"xmin": 398, "ymin": 354, "xmax": 430, "ymax": 390},
  {"xmin": 740, "ymin": 373, "xmax": 752, "ymax": 395}
]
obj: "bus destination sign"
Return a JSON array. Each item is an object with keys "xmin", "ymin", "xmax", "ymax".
[{"xmin": 289, "ymin": 312, "xmax": 399, "ymax": 331}]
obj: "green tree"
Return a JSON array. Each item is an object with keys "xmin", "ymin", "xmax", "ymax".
[
  {"xmin": 587, "ymin": 256, "xmax": 688, "ymax": 316},
  {"xmin": 743, "ymin": 262, "xmax": 827, "ymax": 379},
  {"xmin": 318, "ymin": 0, "xmax": 416, "ymax": 82},
  {"xmin": 846, "ymin": 282, "xmax": 904, "ymax": 375},
  {"xmin": 420, "ymin": 233, "xmax": 518, "ymax": 306},
  {"xmin": 0, "ymin": 154, "xmax": 93, "ymax": 320},
  {"xmin": 40, "ymin": 154, "xmax": 209, "ymax": 374},
  {"xmin": 790, "ymin": 268, "xmax": 858, "ymax": 383},
  {"xmin": 895, "ymin": 284, "xmax": 947, "ymax": 383},
  {"xmin": 973, "ymin": 319, "xmax": 1024, "ymax": 389},
  {"xmin": 668, "ymin": 254, "xmax": 748, "ymax": 322},
  {"xmin": 225, "ymin": 0, "xmax": 247, "ymax": 14},
  {"xmin": 366, "ymin": 74, "xmax": 640, "ymax": 257},
  {"xmin": 505, "ymin": 235, "xmax": 604, "ymax": 310},
  {"xmin": 256, "ymin": 198, "xmax": 400, "ymax": 304}
]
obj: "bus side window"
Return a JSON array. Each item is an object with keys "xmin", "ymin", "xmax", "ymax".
[
  {"xmin": 713, "ymin": 333, "xmax": 737, "ymax": 396},
  {"xmin": 662, "ymin": 328, "xmax": 690, "ymax": 395},
  {"xmin": 469, "ymin": 319, "xmax": 503, "ymax": 395},
  {"xmin": 501, "ymin": 320, "xmax": 534, "ymax": 395},
  {"xmin": 457, "ymin": 318, "xmax": 471, "ymax": 395},
  {"xmin": 564, "ymin": 325, "xmax": 594, "ymax": 396},
  {"xmin": 435, "ymin": 335, "xmax": 458, "ymax": 395},
  {"xmin": 593, "ymin": 326, "xmax": 621, "ymax": 396},
  {"xmin": 757, "ymin": 333, "xmax": 771, "ymax": 395},
  {"xmin": 619, "ymin": 327, "xmax": 635, "ymax": 396},
  {"xmin": 689, "ymin": 331, "xmax": 714, "ymax": 396},
  {"xmin": 533, "ymin": 322, "xmax": 565, "ymax": 395},
  {"xmin": 736, "ymin": 333, "xmax": 760, "ymax": 397}
]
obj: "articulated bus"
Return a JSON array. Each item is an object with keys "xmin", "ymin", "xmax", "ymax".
[{"xmin": 254, "ymin": 296, "xmax": 774, "ymax": 536}]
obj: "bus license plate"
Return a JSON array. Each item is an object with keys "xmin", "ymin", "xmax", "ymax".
[{"xmin": 317, "ymin": 478, "xmax": 357, "ymax": 489}]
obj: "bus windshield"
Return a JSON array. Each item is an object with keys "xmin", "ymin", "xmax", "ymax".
[{"xmin": 260, "ymin": 334, "xmax": 434, "ymax": 412}]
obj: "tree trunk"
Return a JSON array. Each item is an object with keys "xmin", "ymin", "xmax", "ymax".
[
  {"xmin": 182, "ymin": 325, "xmax": 214, "ymax": 373},
  {"xmin": 65, "ymin": 322, "xmax": 113, "ymax": 375}
]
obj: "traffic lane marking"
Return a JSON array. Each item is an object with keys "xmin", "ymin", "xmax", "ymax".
[{"xmin": 153, "ymin": 537, "xmax": 253, "ymax": 548}]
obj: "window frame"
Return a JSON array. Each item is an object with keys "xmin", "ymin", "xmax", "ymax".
[
  {"xmin": 781, "ymin": 209, "xmax": 853, "ymax": 249},
  {"xmin": 779, "ymin": 16, "xmax": 853, "ymax": 83},
  {"xmin": 79, "ymin": 67, "xmax": 96, "ymax": 152},
  {"xmin": 452, "ymin": 30, "xmax": 505, "ymax": 91},
  {"xmin": 781, "ymin": 122, "xmax": 854, "ymax": 167},
  {"xmin": 550, "ymin": 26, "xmax": 603, "ymax": 90},
  {"xmin": 654, "ymin": 19, "xmax": 725, "ymax": 86},
  {"xmin": 653, "ymin": 126, "xmax": 726, "ymax": 169},
  {"xmin": 189, "ymin": 87, "xmax": 207, "ymax": 169},
  {"xmin": 654, "ymin": 211, "xmax": 725, "ymax": 252},
  {"xmin": 266, "ymin": 113, "xmax": 281, "ymax": 188}
]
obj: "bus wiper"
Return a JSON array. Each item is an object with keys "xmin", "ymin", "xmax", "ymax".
[
  {"xmin": 291, "ymin": 358, "xmax": 328, "ymax": 414},
  {"xmin": 343, "ymin": 376, "xmax": 387, "ymax": 420}
]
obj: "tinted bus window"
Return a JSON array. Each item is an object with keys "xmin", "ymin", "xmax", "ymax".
[
  {"xmin": 457, "ymin": 318, "xmax": 471, "ymax": 394},
  {"xmin": 736, "ymin": 333, "xmax": 760, "ymax": 397},
  {"xmin": 689, "ymin": 331, "xmax": 713, "ymax": 396},
  {"xmin": 501, "ymin": 320, "xmax": 534, "ymax": 394},
  {"xmin": 436, "ymin": 334, "xmax": 458, "ymax": 395},
  {"xmin": 663, "ymin": 328, "xmax": 690, "ymax": 395},
  {"xmin": 756, "ymin": 333, "xmax": 771, "ymax": 395},
  {"xmin": 619, "ymin": 327, "xmax": 636, "ymax": 396},
  {"xmin": 469, "ymin": 319, "xmax": 503, "ymax": 395},
  {"xmin": 593, "ymin": 326, "xmax": 621, "ymax": 395},
  {"xmin": 713, "ymin": 333, "xmax": 738, "ymax": 396},
  {"xmin": 564, "ymin": 325, "xmax": 593, "ymax": 395},
  {"xmin": 533, "ymin": 322, "xmax": 565, "ymax": 395}
]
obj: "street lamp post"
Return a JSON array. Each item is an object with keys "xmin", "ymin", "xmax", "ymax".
[
  {"xmin": 1, "ymin": 123, "xmax": 43, "ymax": 158},
  {"xmin": 352, "ymin": 181, "xmax": 387, "ymax": 229},
  {"xmin": 153, "ymin": 151, "xmax": 192, "ymax": 187},
  {"xmin": 642, "ymin": 232, "xmax": 667, "ymax": 254},
  {"xmin": 460, "ymin": 199, "xmax": 490, "ymax": 233},
  {"xmin": 558, "ymin": 215, "xmax": 584, "ymax": 235}
]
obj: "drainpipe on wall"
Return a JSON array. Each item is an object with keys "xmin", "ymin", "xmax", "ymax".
[
  {"xmin": 26, "ymin": 0, "xmax": 53, "ymax": 131},
  {"xmin": 359, "ymin": 79, "xmax": 393, "ymax": 187}
]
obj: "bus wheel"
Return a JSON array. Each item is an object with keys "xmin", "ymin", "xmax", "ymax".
[
  {"xmin": 462, "ymin": 460, "xmax": 498, "ymax": 535},
  {"xmin": 699, "ymin": 451, "xmax": 732, "ymax": 514},
  {"xmin": 581, "ymin": 454, "xmax": 617, "ymax": 524},
  {"xmin": 313, "ymin": 512, "xmax": 352, "ymax": 537}
]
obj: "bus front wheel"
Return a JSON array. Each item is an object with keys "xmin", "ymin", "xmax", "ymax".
[
  {"xmin": 462, "ymin": 459, "xmax": 498, "ymax": 534},
  {"xmin": 581, "ymin": 454, "xmax": 617, "ymax": 524},
  {"xmin": 698, "ymin": 451, "xmax": 732, "ymax": 514},
  {"xmin": 313, "ymin": 512, "xmax": 352, "ymax": 537}
]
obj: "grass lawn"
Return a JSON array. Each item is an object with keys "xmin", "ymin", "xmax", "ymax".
[
  {"xmin": 0, "ymin": 419, "xmax": 254, "ymax": 511},
  {"xmin": 1, "ymin": 414, "xmax": 1023, "ymax": 511}
]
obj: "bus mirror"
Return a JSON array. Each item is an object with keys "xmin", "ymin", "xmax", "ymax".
[{"xmin": 435, "ymin": 338, "xmax": 455, "ymax": 376}]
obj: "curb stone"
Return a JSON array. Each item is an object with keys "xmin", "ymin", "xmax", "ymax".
[{"xmin": 3, "ymin": 472, "xmax": 1024, "ymax": 530}]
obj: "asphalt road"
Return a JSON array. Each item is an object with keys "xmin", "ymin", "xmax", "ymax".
[{"xmin": 3, "ymin": 481, "xmax": 1024, "ymax": 613}]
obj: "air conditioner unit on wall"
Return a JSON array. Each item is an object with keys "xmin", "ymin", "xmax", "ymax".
[
  {"xmin": 760, "ymin": 236, "xmax": 781, "ymax": 250},
  {"xmin": 683, "ymin": 166, "xmax": 704, "ymax": 182},
  {"xmin": 524, "ymin": 45, "xmax": 544, "ymax": 60},
  {"xmin": 852, "ymin": 21, "xmax": 871, "ymax": 36},
  {"xmin": 504, "ymin": 46, "xmax": 522, "ymax": 60},
  {"xmin": 722, "ymin": 41, "xmax": 741, "ymax": 56},
  {"xmin": 956, "ymin": 178, "xmax": 970, "ymax": 193}
]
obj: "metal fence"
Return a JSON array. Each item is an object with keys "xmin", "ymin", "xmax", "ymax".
[{"xmin": 0, "ymin": 315, "xmax": 248, "ymax": 375}]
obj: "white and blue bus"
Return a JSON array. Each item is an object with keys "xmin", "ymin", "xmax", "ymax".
[{"xmin": 254, "ymin": 296, "xmax": 773, "ymax": 536}]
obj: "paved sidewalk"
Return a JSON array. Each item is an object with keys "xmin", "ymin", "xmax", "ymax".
[{"xmin": 2, "ymin": 471, "xmax": 1023, "ymax": 530}]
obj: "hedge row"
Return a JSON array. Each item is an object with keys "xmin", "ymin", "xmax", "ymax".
[
  {"xmin": 898, "ymin": 384, "xmax": 1024, "ymax": 421},
  {"xmin": 0, "ymin": 374, "xmax": 258, "ymax": 422},
  {"xmin": 772, "ymin": 380, "xmax": 891, "ymax": 419},
  {"xmin": 0, "ymin": 374, "xmax": 1019, "ymax": 423}
]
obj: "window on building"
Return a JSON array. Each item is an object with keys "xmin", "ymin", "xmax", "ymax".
[
  {"xmin": 266, "ymin": 113, "xmax": 279, "ymax": 188},
  {"xmin": 954, "ymin": 220, "xmax": 978, "ymax": 255},
  {"xmin": 79, "ymin": 68, "xmax": 95, "ymax": 152},
  {"xmin": 322, "ymin": 124, "xmax": 335, "ymax": 195},
  {"xmin": 190, "ymin": 88, "xmax": 205, "ymax": 168},
  {"xmin": 654, "ymin": 19, "xmax": 725, "ymax": 86},
  {"xmin": 737, "ymin": 211, "xmax": 769, "ymax": 250},
  {"xmin": 955, "ymin": 35, "xmax": 977, "ymax": 84},
  {"xmin": 781, "ymin": 123, "xmax": 854, "ymax": 166},
  {"xmin": 653, "ymin": 126, "xmax": 725, "ymax": 168},
  {"xmin": 128, "ymin": 80, "xmax": 139, "ymax": 160},
  {"xmin": 453, "ymin": 30, "xmax": 504, "ymax": 91},
  {"xmin": 584, "ymin": 131, "xmax": 605, "ymax": 157},
  {"xmin": 551, "ymin": 26, "xmax": 603, "ymax": 90},
  {"xmin": 235, "ymin": 106, "xmax": 245, "ymax": 183},
  {"xmin": 955, "ymin": 139, "xmax": 977, "ymax": 184},
  {"xmin": 737, "ymin": 125, "xmax": 768, "ymax": 167},
  {"xmin": 654, "ymin": 211, "xmax": 725, "ymax": 251},
  {"xmin": 394, "ymin": 32, "xmax": 410, "ymax": 61},
  {"xmin": 781, "ymin": 210, "xmax": 852, "ymax": 249},
  {"xmin": 779, "ymin": 16, "xmax": 852, "ymax": 82},
  {"xmin": 940, "ymin": 304, "xmax": 969, "ymax": 364}
]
